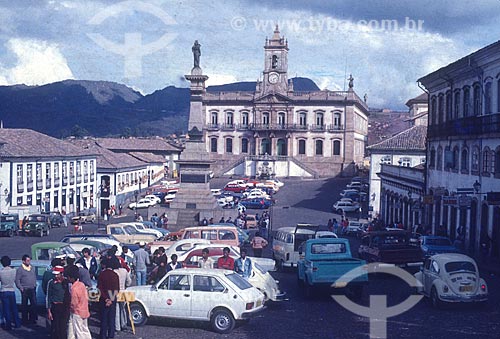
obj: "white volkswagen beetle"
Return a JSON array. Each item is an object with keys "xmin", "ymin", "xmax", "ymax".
[
  {"xmin": 127, "ymin": 268, "xmax": 265, "ymax": 333},
  {"xmin": 414, "ymin": 253, "xmax": 488, "ymax": 308}
]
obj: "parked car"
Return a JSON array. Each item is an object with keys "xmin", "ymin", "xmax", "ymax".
[
  {"xmin": 245, "ymin": 215, "xmax": 258, "ymax": 228},
  {"xmin": 420, "ymin": 236, "xmax": 460, "ymax": 257},
  {"xmin": 414, "ymin": 253, "xmax": 488, "ymax": 308},
  {"xmin": 106, "ymin": 224, "xmax": 157, "ymax": 244},
  {"xmin": 239, "ymin": 197, "xmax": 273, "ymax": 209},
  {"xmin": 344, "ymin": 219, "xmax": 370, "ymax": 236},
  {"xmin": 127, "ymin": 268, "xmax": 265, "ymax": 333},
  {"xmin": 31, "ymin": 241, "xmax": 81, "ymax": 261},
  {"xmin": 340, "ymin": 189, "xmax": 359, "ymax": 197},
  {"xmin": 149, "ymin": 238, "xmax": 212, "ymax": 258},
  {"xmin": 71, "ymin": 210, "xmax": 96, "ymax": 224},
  {"xmin": 144, "ymin": 195, "xmax": 162, "ymax": 205},
  {"xmin": 358, "ymin": 230, "xmax": 423, "ymax": 268},
  {"xmin": 23, "ymin": 214, "xmax": 51, "ymax": 237},
  {"xmin": 48, "ymin": 211, "xmax": 65, "ymax": 228},
  {"xmin": 297, "ymin": 238, "xmax": 367, "ymax": 299},
  {"xmin": 332, "ymin": 200, "xmax": 360, "ymax": 214},
  {"xmin": 0, "ymin": 213, "xmax": 19, "ymax": 237},
  {"xmin": 182, "ymin": 248, "xmax": 285, "ymax": 302},
  {"xmin": 128, "ymin": 198, "xmax": 155, "ymax": 209},
  {"xmin": 164, "ymin": 192, "xmax": 176, "ymax": 203},
  {"xmin": 223, "ymin": 183, "xmax": 248, "ymax": 193}
]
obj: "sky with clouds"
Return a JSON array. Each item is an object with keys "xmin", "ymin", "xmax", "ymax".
[{"xmin": 1, "ymin": 0, "xmax": 500, "ymax": 109}]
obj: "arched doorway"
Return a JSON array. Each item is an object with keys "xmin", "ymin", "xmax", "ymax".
[
  {"xmin": 261, "ymin": 139, "xmax": 271, "ymax": 155},
  {"xmin": 277, "ymin": 139, "xmax": 287, "ymax": 156},
  {"xmin": 492, "ymin": 206, "xmax": 500, "ymax": 257}
]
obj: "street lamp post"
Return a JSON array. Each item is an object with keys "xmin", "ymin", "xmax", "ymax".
[
  {"xmin": 408, "ymin": 190, "xmax": 413, "ymax": 229},
  {"xmin": 134, "ymin": 190, "xmax": 139, "ymax": 220}
]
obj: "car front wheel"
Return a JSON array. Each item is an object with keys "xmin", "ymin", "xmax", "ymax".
[
  {"xmin": 130, "ymin": 302, "xmax": 148, "ymax": 326},
  {"xmin": 211, "ymin": 308, "xmax": 235, "ymax": 334},
  {"xmin": 431, "ymin": 287, "xmax": 443, "ymax": 309}
]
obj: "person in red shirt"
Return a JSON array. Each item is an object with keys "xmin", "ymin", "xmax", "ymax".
[
  {"xmin": 97, "ymin": 259, "xmax": 120, "ymax": 339},
  {"xmin": 217, "ymin": 247, "xmax": 235, "ymax": 270}
]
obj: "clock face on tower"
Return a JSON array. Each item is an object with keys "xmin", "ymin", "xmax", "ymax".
[{"xmin": 268, "ymin": 72, "xmax": 279, "ymax": 84}]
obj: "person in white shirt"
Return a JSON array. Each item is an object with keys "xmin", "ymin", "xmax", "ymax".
[{"xmin": 198, "ymin": 248, "xmax": 214, "ymax": 269}]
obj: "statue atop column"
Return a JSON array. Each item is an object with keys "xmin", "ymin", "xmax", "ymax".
[{"xmin": 192, "ymin": 40, "xmax": 201, "ymax": 68}]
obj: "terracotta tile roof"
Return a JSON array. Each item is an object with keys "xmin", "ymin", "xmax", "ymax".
[
  {"xmin": 367, "ymin": 125, "xmax": 427, "ymax": 152},
  {"xmin": 95, "ymin": 137, "xmax": 182, "ymax": 152},
  {"xmin": 0, "ymin": 128, "xmax": 96, "ymax": 158},
  {"xmin": 129, "ymin": 152, "xmax": 165, "ymax": 163},
  {"xmin": 405, "ymin": 93, "xmax": 428, "ymax": 107},
  {"xmin": 68, "ymin": 139, "xmax": 146, "ymax": 171}
]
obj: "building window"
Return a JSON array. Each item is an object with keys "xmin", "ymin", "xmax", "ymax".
[
  {"xmin": 54, "ymin": 163, "xmax": 59, "ymax": 179},
  {"xmin": 483, "ymin": 147, "xmax": 491, "ymax": 174},
  {"xmin": 315, "ymin": 140, "xmax": 323, "ymax": 156},
  {"xmin": 437, "ymin": 146, "xmax": 443, "ymax": 170},
  {"xmin": 463, "ymin": 87, "xmax": 470, "ymax": 117},
  {"xmin": 446, "ymin": 91, "xmax": 452, "ymax": 121},
  {"xmin": 298, "ymin": 140, "xmax": 306, "ymax": 155},
  {"xmin": 430, "ymin": 96, "xmax": 437, "ymax": 125},
  {"xmin": 438, "ymin": 94, "xmax": 444, "ymax": 124},
  {"xmin": 17, "ymin": 164, "xmax": 23, "ymax": 184},
  {"xmin": 241, "ymin": 112, "xmax": 249, "ymax": 127},
  {"xmin": 381, "ymin": 155, "xmax": 391, "ymax": 164},
  {"xmin": 210, "ymin": 137, "xmax": 217, "ymax": 153},
  {"xmin": 473, "ymin": 84, "xmax": 481, "ymax": 116},
  {"xmin": 27, "ymin": 164, "xmax": 33, "ymax": 182},
  {"xmin": 429, "ymin": 148, "xmax": 436, "ymax": 168},
  {"xmin": 400, "ymin": 157, "xmax": 411, "ymax": 167},
  {"xmin": 472, "ymin": 146, "xmax": 480, "ymax": 172},
  {"xmin": 315, "ymin": 112, "xmax": 324, "ymax": 127},
  {"xmin": 272, "ymin": 55, "xmax": 278, "ymax": 69},
  {"xmin": 498, "ymin": 79, "xmax": 500, "ymax": 113},
  {"xmin": 454, "ymin": 91, "xmax": 460, "ymax": 119},
  {"xmin": 495, "ymin": 147, "xmax": 500, "ymax": 177},
  {"xmin": 485, "ymin": 82, "xmax": 492, "ymax": 114},
  {"xmin": 225, "ymin": 138, "xmax": 233, "ymax": 153},
  {"xmin": 333, "ymin": 112, "xmax": 342, "ymax": 127},
  {"xmin": 277, "ymin": 139, "xmax": 287, "ymax": 156},
  {"xmin": 452, "ymin": 147, "xmax": 459, "ymax": 170},
  {"xmin": 278, "ymin": 112, "xmax": 285, "ymax": 127},
  {"xmin": 461, "ymin": 148, "xmax": 469, "ymax": 172},
  {"xmin": 299, "ymin": 112, "xmax": 307, "ymax": 128},
  {"xmin": 211, "ymin": 112, "xmax": 218, "ymax": 125},
  {"xmin": 46, "ymin": 163, "xmax": 51, "ymax": 180},
  {"xmin": 226, "ymin": 112, "xmax": 234, "ymax": 126},
  {"xmin": 333, "ymin": 140, "xmax": 341, "ymax": 155},
  {"xmin": 241, "ymin": 138, "xmax": 248, "ymax": 153},
  {"xmin": 262, "ymin": 112, "xmax": 270, "ymax": 126}
]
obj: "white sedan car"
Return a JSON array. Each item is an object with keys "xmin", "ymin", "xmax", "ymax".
[
  {"xmin": 332, "ymin": 200, "xmax": 360, "ymax": 214},
  {"xmin": 415, "ymin": 253, "xmax": 488, "ymax": 308},
  {"xmin": 127, "ymin": 268, "xmax": 265, "ymax": 333},
  {"xmin": 128, "ymin": 198, "xmax": 155, "ymax": 209},
  {"xmin": 144, "ymin": 195, "xmax": 162, "ymax": 205}
]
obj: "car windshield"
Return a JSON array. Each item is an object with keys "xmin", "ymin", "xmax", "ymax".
[
  {"xmin": 426, "ymin": 238, "xmax": 452, "ymax": 246},
  {"xmin": 0, "ymin": 215, "xmax": 16, "ymax": 222},
  {"xmin": 311, "ymin": 243, "xmax": 346, "ymax": 254},
  {"xmin": 445, "ymin": 261, "xmax": 476, "ymax": 273},
  {"xmin": 28, "ymin": 216, "xmax": 46, "ymax": 222},
  {"xmin": 225, "ymin": 272, "xmax": 252, "ymax": 290},
  {"xmin": 254, "ymin": 263, "xmax": 266, "ymax": 274},
  {"xmin": 124, "ymin": 226, "xmax": 138, "ymax": 234}
]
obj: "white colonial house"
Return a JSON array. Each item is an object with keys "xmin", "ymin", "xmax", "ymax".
[
  {"xmin": 419, "ymin": 39, "xmax": 500, "ymax": 257},
  {"xmin": 0, "ymin": 128, "xmax": 97, "ymax": 214}
]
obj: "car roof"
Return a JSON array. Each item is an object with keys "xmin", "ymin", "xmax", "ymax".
[
  {"xmin": 431, "ymin": 253, "xmax": 476, "ymax": 262},
  {"xmin": 422, "ymin": 235, "xmax": 450, "ymax": 240},
  {"xmin": 32, "ymin": 241, "xmax": 70, "ymax": 248}
]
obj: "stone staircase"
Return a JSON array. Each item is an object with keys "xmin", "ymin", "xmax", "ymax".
[
  {"xmin": 289, "ymin": 157, "xmax": 319, "ymax": 178},
  {"xmin": 217, "ymin": 156, "xmax": 246, "ymax": 177}
]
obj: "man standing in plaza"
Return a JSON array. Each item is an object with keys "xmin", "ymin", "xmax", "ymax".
[
  {"xmin": 234, "ymin": 248, "xmax": 252, "ymax": 278},
  {"xmin": 217, "ymin": 247, "xmax": 235, "ymax": 270},
  {"xmin": 97, "ymin": 259, "xmax": 120, "ymax": 339},
  {"xmin": 251, "ymin": 232, "xmax": 268, "ymax": 258},
  {"xmin": 46, "ymin": 265, "xmax": 69, "ymax": 339},
  {"xmin": 198, "ymin": 248, "xmax": 214, "ymax": 269},
  {"xmin": 134, "ymin": 241, "xmax": 150, "ymax": 286},
  {"xmin": 66, "ymin": 265, "xmax": 91, "ymax": 339},
  {"xmin": 0, "ymin": 255, "xmax": 21, "ymax": 330},
  {"xmin": 15, "ymin": 254, "xmax": 37, "ymax": 325}
]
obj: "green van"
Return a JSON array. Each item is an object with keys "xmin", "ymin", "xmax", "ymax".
[{"xmin": 0, "ymin": 213, "xmax": 20, "ymax": 237}]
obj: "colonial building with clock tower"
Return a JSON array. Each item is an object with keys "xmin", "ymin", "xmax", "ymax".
[{"xmin": 185, "ymin": 26, "xmax": 369, "ymax": 178}]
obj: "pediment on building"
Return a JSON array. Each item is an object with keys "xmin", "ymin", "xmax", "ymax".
[{"xmin": 253, "ymin": 92, "xmax": 292, "ymax": 104}]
